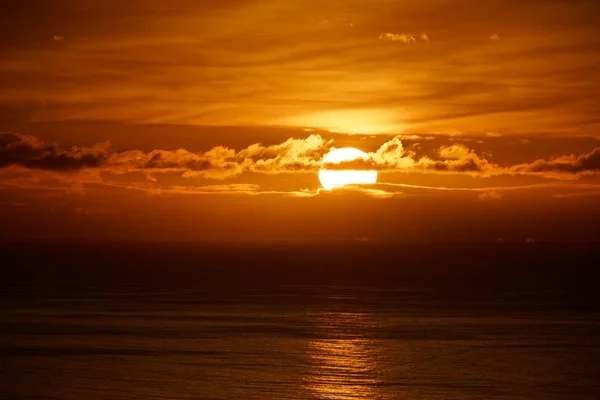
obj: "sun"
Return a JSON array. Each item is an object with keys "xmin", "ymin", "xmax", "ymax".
[{"xmin": 319, "ymin": 148, "xmax": 378, "ymax": 190}]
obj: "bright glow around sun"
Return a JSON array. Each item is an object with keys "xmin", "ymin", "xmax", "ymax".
[
  {"xmin": 279, "ymin": 110, "xmax": 400, "ymax": 134},
  {"xmin": 319, "ymin": 148, "xmax": 378, "ymax": 190}
]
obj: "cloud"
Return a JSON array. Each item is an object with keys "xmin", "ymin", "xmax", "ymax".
[
  {"xmin": 379, "ymin": 32, "xmax": 430, "ymax": 44},
  {"xmin": 398, "ymin": 134, "xmax": 435, "ymax": 141},
  {"xmin": 136, "ymin": 184, "xmax": 317, "ymax": 197},
  {"xmin": 189, "ymin": 183, "xmax": 260, "ymax": 192},
  {"xmin": 238, "ymin": 135, "xmax": 332, "ymax": 174},
  {"xmin": 421, "ymin": 145, "xmax": 600, "ymax": 177},
  {"xmin": 438, "ymin": 143, "xmax": 472, "ymax": 159},
  {"xmin": 553, "ymin": 190, "xmax": 600, "ymax": 199},
  {"xmin": 369, "ymin": 137, "xmax": 416, "ymax": 169},
  {"xmin": 320, "ymin": 158, "xmax": 376, "ymax": 171},
  {"xmin": 509, "ymin": 148, "xmax": 600, "ymax": 178},
  {"xmin": 2, "ymin": 1, "xmax": 600, "ymax": 138},
  {"xmin": 379, "ymin": 181, "xmax": 600, "ymax": 193},
  {"xmin": 0, "ymin": 132, "xmax": 333, "ymax": 179},
  {"xmin": 374, "ymin": 137, "xmax": 600, "ymax": 178},
  {"xmin": 317, "ymin": 185, "xmax": 402, "ymax": 199},
  {"xmin": 0, "ymin": 132, "xmax": 110, "ymax": 171},
  {"xmin": 477, "ymin": 191, "xmax": 502, "ymax": 201},
  {"xmin": 0, "ymin": 167, "xmax": 319, "ymax": 197},
  {"xmin": 414, "ymin": 152, "xmax": 494, "ymax": 173},
  {"xmin": 379, "ymin": 33, "xmax": 417, "ymax": 44},
  {"xmin": 2, "ymin": 132, "xmax": 599, "ymax": 184}
]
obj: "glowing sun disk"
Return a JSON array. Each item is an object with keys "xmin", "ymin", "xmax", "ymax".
[{"xmin": 319, "ymin": 148, "xmax": 378, "ymax": 190}]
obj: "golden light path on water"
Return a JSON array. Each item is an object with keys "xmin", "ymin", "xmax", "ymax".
[
  {"xmin": 305, "ymin": 311, "xmax": 383, "ymax": 399},
  {"xmin": 318, "ymin": 148, "xmax": 378, "ymax": 190}
]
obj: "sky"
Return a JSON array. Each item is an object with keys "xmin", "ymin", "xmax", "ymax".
[{"xmin": 1, "ymin": 0, "xmax": 599, "ymax": 242}]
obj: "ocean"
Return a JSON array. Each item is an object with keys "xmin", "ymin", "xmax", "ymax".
[{"xmin": 1, "ymin": 242, "xmax": 599, "ymax": 399}]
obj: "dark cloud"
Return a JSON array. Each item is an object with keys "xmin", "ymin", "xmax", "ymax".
[
  {"xmin": 0, "ymin": 132, "xmax": 20, "ymax": 146},
  {"xmin": 1, "ymin": 132, "xmax": 599, "ymax": 181},
  {"xmin": 510, "ymin": 148, "xmax": 600, "ymax": 176},
  {"xmin": 321, "ymin": 158, "xmax": 376, "ymax": 171},
  {"xmin": 0, "ymin": 132, "xmax": 110, "ymax": 171},
  {"xmin": 415, "ymin": 153, "xmax": 494, "ymax": 173},
  {"xmin": 0, "ymin": 132, "xmax": 332, "ymax": 179}
]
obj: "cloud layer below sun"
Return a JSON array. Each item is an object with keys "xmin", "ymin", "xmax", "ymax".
[{"xmin": 1, "ymin": 132, "xmax": 599, "ymax": 184}]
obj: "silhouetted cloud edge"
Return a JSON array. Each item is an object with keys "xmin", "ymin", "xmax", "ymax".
[{"xmin": 1, "ymin": 132, "xmax": 599, "ymax": 181}]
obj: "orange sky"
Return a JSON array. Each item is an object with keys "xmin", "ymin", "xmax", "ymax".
[{"xmin": 1, "ymin": 0, "xmax": 599, "ymax": 242}]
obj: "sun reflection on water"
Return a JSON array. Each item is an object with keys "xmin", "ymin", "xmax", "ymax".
[{"xmin": 305, "ymin": 312, "xmax": 385, "ymax": 400}]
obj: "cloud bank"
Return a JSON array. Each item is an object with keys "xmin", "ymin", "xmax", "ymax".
[
  {"xmin": 0, "ymin": 132, "xmax": 333, "ymax": 180},
  {"xmin": 509, "ymin": 148, "xmax": 600, "ymax": 177},
  {"xmin": 1, "ymin": 132, "xmax": 599, "ymax": 180}
]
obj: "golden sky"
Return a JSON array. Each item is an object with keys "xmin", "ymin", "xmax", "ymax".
[{"xmin": 1, "ymin": 0, "xmax": 599, "ymax": 242}]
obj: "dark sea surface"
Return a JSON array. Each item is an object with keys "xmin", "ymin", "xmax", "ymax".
[{"xmin": 1, "ymin": 242, "xmax": 600, "ymax": 399}]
